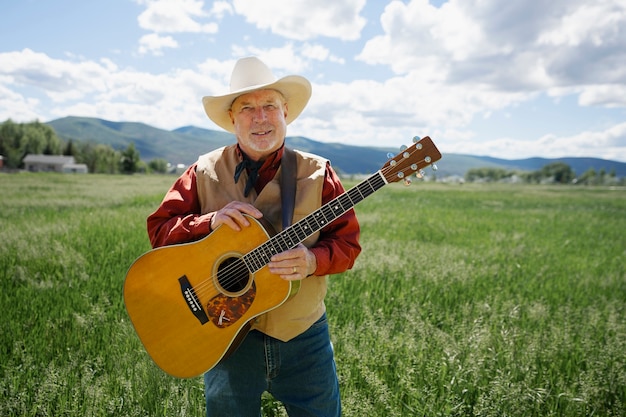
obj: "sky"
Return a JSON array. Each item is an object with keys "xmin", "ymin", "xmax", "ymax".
[{"xmin": 1, "ymin": 0, "xmax": 625, "ymax": 162}]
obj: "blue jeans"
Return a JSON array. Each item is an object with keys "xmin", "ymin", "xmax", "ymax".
[{"xmin": 204, "ymin": 313, "xmax": 341, "ymax": 417}]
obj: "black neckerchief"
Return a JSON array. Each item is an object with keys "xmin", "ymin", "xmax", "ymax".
[{"xmin": 234, "ymin": 155, "xmax": 265, "ymax": 197}]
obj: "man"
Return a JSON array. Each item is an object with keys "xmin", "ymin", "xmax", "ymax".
[{"xmin": 147, "ymin": 56, "xmax": 361, "ymax": 416}]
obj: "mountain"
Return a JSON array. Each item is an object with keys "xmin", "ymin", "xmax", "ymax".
[
  {"xmin": 46, "ymin": 116, "xmax": 626, "ymax": 178},
  {"xmin": 47, "ymin": 116, "xmax": 233, "ymax": 165}
]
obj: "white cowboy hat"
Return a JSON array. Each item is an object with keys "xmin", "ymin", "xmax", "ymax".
[{"xmin": 202, "ymin": 56, "xmax": 312, "ymax": 133}]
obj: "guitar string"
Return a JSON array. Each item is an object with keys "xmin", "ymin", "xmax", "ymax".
[{"xmin": 181, "ymin": 149, "xmax": 431, "ymax": 303}]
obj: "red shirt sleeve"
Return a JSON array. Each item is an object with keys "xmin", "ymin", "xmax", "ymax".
[
  {"xmin": 147, "ymin": 164, "xmax": 212, "ymax": 248},
  {"xmin": 309, "ymin": 162, "xmax": 361, "ymax": 276}
]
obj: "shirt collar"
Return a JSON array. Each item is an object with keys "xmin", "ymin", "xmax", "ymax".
[{"xmin": 236, "ymin": 143, "xmax": 285, "ymax": 172}]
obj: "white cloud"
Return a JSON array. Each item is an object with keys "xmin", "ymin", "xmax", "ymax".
[
  {"xmin": 0, "ymin": 49, "xmax": 214, "ymax": 128},
  {"xmin": 231, "ymin": 43, "xmax": 310, "ymax": 74},
  {"xmin": 360, "ymin": 0, "xmax": 626, "ymax": 90},
  {"xmin": 207, "ymin": 1, "xmax": 234, "ymax": 19},
  {"xmin": 137, "ymin": 0, "xmax": 218, "ymax": 33},
  {"xmin": 232, "ymin": 0, "xmax": 367, "ymax": 41},
  {"xmin": 0, "ymin": 49, "xmax": 109, "ymax": 101},
  {"xmin": 537, "ymin": 1, "xmax": 626, "ymax": 47},
  {"xmin": 443, "ymin": 122, "xmax": 626, "ymax": 161},
  {"xmin": 578, "ymin": 84, "xmax": 626, "ymax": 108},
  {"xmin": 138, "ymin": 33, "xmax": 179, "ymax": 55},
  {"xmin": 351, "ymin": 0, "xmax": 626, "ymax": 150},
  {"xmin": 0, "ymin": 81, "xmax": 42, "ymax": 122}
]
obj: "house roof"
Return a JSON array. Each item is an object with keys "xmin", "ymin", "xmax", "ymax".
[{"xmin": 23, "ymin": 154, "xmax": 76, "ymax": 165}]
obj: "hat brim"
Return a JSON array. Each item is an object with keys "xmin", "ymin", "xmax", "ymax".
[{"xmin": 202, "ymin": 75, "xmax": 312, "ymax": 133}]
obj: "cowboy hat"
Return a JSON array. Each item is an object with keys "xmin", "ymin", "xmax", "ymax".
[{"xmin": 202, "ymin": 56, "xmax": 312, "ymax": 133}]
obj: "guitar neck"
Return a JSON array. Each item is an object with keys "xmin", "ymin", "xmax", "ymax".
[{"xmin": 243, "ymin": 171, "xmax": 387, "ymax": 273}]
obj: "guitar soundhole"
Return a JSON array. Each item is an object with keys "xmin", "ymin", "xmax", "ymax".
[{"xmin": 217, "ymin": 257, "xmax": 250, "ymax": 293}]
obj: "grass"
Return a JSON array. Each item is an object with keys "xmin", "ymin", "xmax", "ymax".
[{"xmin": 1, "ymin": 173, "xmax": 624, "ymax": 416}]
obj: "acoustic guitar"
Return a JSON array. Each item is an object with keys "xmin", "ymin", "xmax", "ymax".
[{"xmin": 124, "ymin": 136, "xmax": 441, "ymax": 378}]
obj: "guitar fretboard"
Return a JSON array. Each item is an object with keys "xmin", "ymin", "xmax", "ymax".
[{"xmin": 243, "ymin": 171, "xmax": 387, "ymax": 272}]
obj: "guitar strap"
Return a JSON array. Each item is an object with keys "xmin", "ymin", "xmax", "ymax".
[{"xmin": 280, "ymin": 147, "xmax": 297, "ymax": 229}]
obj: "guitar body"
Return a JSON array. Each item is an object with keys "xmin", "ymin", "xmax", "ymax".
[{"xmin": 123, "ymin": 216, "xmax": 294, "ymax": 378}]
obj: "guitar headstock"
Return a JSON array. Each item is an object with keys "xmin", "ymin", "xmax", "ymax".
[{"xmin": 381, "ymin": 136, "xmax": 442, "ymax": 184}]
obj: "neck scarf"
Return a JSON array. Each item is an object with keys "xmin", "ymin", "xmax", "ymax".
[{"xmin": 234, "ymin": 157, "xmax": 264, "ymax": 197}]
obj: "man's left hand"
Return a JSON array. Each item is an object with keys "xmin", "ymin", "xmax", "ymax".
[{"xmin": 268, "ymin": 244, "xmax": 317, "ymax": 281}]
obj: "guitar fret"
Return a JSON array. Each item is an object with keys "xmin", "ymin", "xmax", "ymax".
[
  {"xmin": 321, "ymin": 204, "xmax": 334, "ymax": 223},
  {"xmin": 337, "ymin": 193, "xmax": 353, "ymax": 209},
  {"xmin": 275, "ymin": 233, "xmax": 288, "ymax": 252},
  {"xmin": 310, "ymin": 210, "xmax": 325, "ymax": 229},
  {"xmin": 279, "ymin": 230, "xmax": 297, "ymax": 250},
  {"xmin": 292, "ymin": 220, "xmax": 307, "ymax": 239},
  {"xmin": 244, "ymin": 251, "xmax": 259, "ymax": 271}
]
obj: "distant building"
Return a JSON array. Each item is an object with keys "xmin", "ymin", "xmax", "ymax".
[{"xmin": 23, "ymin": 154, "xmax": 88, "ymax": 173}]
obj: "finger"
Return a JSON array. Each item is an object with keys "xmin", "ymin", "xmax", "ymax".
[
  {"xmin": 270, "ymin": 246, "xmax": 303, "ymax": 262},
  {"xmin": 268, "ymin": 260, "xmax": 299, "ymax": 275},
  {"xmin": 274, "ymin": 265, "xmax": 303, "ymax": 281},
  {"xmin": 214, "ymin": 208, "xmax": 253, "ymax": 231},
  {"xmin": 237, "ymin": 204, "xmax": 263, "ymax": 219},
  {"xmin": 225, "ymin": 202, "xmax": 262, "ymax": 219}
]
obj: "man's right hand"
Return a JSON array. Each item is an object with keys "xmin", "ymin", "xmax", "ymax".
[{"xmin": 210, "ymin": 201, "xmax": 263, "ymax": 231}]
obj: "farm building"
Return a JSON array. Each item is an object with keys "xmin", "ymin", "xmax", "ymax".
[{"xmin": 23, "ymin": 154, "xmax": 88, "ymax": 173}]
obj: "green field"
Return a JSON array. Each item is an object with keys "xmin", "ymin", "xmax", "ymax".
[{"xmin": 1, "ymin": 173, "xmax": 624, "ymax": 416}]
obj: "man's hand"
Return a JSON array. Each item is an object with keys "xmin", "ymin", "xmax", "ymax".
[
  {"xmin": 210, "ymin": 201, "xmax": 263, "ymax": 231},
  {"xmin": 268, "ymin": 244, "xmax": 317, "ymax": 281}
]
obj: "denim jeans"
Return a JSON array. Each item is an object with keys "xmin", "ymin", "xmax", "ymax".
[{"xmin": 204, "ymin": 313, "xmax": 341, "ymax": 417}]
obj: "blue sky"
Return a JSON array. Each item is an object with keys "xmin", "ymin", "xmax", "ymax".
[{"xmin": 1, "ymin": 0, "xmax": 625, "ymax": 162}]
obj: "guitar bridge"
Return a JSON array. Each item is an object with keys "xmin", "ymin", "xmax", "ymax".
[{"xmin": 178, "ymin": 275, "xmax": 209, "ymax": 325}]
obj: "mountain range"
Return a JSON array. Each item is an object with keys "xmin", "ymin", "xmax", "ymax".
[{"xmin": 47, "ymin": 116, "xmax": 626, "ymax": 178}]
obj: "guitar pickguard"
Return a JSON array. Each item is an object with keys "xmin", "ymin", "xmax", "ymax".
[{"xmin": 206, "ymin": 282, "xmax": 257, "ymax": 328}]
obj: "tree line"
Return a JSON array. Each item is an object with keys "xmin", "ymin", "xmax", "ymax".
[
  {"xmin": 465, "ymin": 163, "xmax": 622, "ymax": 185},
  {"xmin": 0, "ymin": 120, "xmax": 169, "ymax": 174}
]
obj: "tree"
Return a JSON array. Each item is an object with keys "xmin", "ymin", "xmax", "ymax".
[
  {"xmin": 0, "ymin": 119, "xmax": 62, "ymax": 168},
  {"xmin": 120, "ymin": 142, "xmax": 140, "ymax": 174},
  {"xmin": 466, "ymin": 167, "xmax": 510, "ymax": 182},
  {"xmin": 63, "ymin": 139, "xmax": 78, "ymax": 157},
  {"xmin": 538, "ymin": 162, "xmax": 575, "ymax": 184},
  {"xmin": 578, "ymin": 168, "xmax": 597, "ymax": 185},
  {"xmin": 148, "ymin": 158, "xmax": 169, "ymax": 173}
]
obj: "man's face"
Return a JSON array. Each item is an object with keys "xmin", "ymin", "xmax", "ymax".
[{"xmin": 229, "ymin": 89, "xmax": 288, "ymax": 161}]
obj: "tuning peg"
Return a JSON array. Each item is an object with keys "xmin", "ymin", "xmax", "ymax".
[
  {"xmin": 432, "ymin": 163, "xmax": 438, "ymax": 171},
  {"xmin": 403, "ymin": 177, "xmax": 412, "ymax": 186},
  {"xmin": 386, "ymin": 152, "xmax": 395, "ymax": 159},
  {"xmin": 413, "ymin": 136, "xmax": 421, "ymax": 143},
  {"xmin": 400, "ymin": 144, "xmax": 408, "ymax": 152}
]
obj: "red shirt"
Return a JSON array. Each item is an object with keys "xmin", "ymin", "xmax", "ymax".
[{"xmin": 147, "ymin": 147, "xmax": 361, "ymax": 276}]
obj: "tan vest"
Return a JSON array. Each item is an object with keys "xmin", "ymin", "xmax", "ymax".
[{"xmin": 196, "ymin": 145, "xmax": 329, "ymax": 341}]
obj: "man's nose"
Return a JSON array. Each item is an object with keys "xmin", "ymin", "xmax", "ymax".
[{"xmin": 252, "ymin": 107, "xmax": 267, "ymax": 121}]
